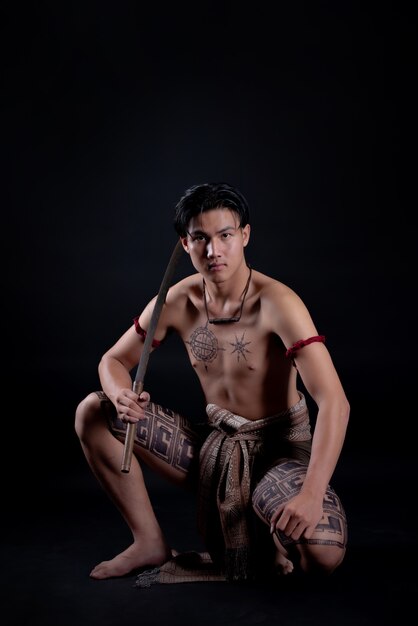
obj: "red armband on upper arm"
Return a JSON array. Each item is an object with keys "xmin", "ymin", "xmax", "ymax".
[
  {"xmin": 285, "ymin": 335, "xmax": 326, "ymax": 359},
  {"xmin": 133, "ymin": 316, "xmax": 162, "ymax": 348}
]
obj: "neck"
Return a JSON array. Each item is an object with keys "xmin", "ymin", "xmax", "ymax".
[{"xmin": 203, "ymin": 264, "xmax": 252, "ymax": 324}]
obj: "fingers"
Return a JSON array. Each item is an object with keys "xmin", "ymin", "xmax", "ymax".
[
  {"xmin": 269, "ymin": 504, "xmax": 285, "ymax": 533},
  {"xmin": 270, "ymin": 505, "xmax": 315, "ymax": 541},
  {"xmin": 138, "ymin": 390, "xmax": 150, "ymax": 404},
  {"xmin": 116, "ymin": 388, "xmax": 150, "ymax": 423},
  {"xmin": 271, "ymin": 514, "xmax": 305, "ymax": 541}
]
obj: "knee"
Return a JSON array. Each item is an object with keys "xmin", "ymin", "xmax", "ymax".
[
  {"xmin": 297, "ymin": 544, "xmax": 346, "ymax": 576},
  {"xmin": 74, "ymin": 392, "xmax": 102, "ymax": 441}
]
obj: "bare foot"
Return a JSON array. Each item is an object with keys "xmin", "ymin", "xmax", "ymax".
[
  {"xmin": 271, "ymin": 532, "xmax": 294, "ymax": 575},
  {"xmin": 89, "ymin": 542, "xmax": 172, "ymax": 580},
  {"xmin": 274, "ymin": 550, "xmax": 294, "ymax": 575}
]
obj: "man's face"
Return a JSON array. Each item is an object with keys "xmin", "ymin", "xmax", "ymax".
[{"xmin": 181, "ymin": 208, "xmax": 250, "ymax": 280}]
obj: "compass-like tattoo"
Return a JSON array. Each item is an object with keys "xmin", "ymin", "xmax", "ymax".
[
  {"xmin": 186, "ymin": 323, "xmax": 225, "ymax": 370},
  {"xmin": 229, "ymin": 331, "xmax": 251, "ymax": 362}
]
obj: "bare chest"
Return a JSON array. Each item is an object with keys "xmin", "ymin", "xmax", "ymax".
[{"xmin": 182, "ymin": 319, "xmax": 271, "ymax": 374}]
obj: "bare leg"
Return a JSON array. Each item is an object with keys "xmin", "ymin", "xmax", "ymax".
[
  {"xmin": 74, "ymin": 393, "xmax": 198, "ymax": 579},
  {"xmin": 252, "ymin": 459, "xmax": 347, "ymax": 575}
]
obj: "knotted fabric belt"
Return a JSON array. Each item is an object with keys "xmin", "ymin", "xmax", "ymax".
[{"xmin": 197, "ymin": 393, "xmax": 311, "ymax": 581}]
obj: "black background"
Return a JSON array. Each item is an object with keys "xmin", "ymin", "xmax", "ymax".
[
  {"xmin": 4, "ymin": 0, "xmax": 415, "ymax": 460},
  {"xmin": 2, "ymin": 2, "xmax": 417, "ymax": 624}
]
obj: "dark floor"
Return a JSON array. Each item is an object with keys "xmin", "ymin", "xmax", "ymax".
[{"xmin": 3, "ymin": 433, "xmax": 416, "ymax": 626}]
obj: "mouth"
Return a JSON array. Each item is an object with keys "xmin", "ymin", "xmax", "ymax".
[{"xmin": 208, "ymin": 263, "xmax": 225, "ymax": 272}]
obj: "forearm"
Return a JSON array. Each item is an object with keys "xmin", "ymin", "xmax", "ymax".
[
  {"xmin": 301, "ymin": 398, "xmax": 349, "ymax": 497},
  {"xmin": 98, "ymin": 355, "xmax": 134, "ymax": 404}
]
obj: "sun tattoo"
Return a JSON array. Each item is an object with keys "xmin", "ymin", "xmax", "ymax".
[
  {"xmin": 230, "ymin": 331, "xmax": 251, "ymax": 362},
  {"xmin": 186, "ymin": 323, "xmax": 225, "ymax": 371}
]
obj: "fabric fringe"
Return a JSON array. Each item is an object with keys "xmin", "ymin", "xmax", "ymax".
[
  {"xmin": 225, "ymin": 547, "xmax": 254, "ymax": 582},
  {"xmin": 134, "ymin": 552, "xmax": 226, "ymax": 588},
  {"xmin": 134, "ymin": 566, "xmax": 161, "ymax": 588}
]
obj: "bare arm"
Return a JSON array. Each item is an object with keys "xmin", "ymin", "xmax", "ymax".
[
  {"xmin": 267, "ymin": 286, "xmax": 350, "ymax": 539},
  {"xmin": 293, "ymin": 343, "xmax": 349, "ymax": 498},
  {"xmin": 98, "ymin": 295, "xmax": 169, "ymax": 422}
]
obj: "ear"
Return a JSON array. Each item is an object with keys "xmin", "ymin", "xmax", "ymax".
[
  {"xmin": 242, "ymin": 224, "xmax": 251, "ymax": 248},
  {"xmin": 180, "ymin": 236, "xmax": 190, "ymax": 254}
]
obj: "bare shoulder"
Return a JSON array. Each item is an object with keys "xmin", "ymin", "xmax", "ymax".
[
  {"xmin": 136, "ymin": 273, "xmax": 198, "ymax": 329},
  {"xmin": 252, "ymin": 269, "xmax": 301, "ymax": 308},
  {"xmin": 165, "ymin": 273, "xmax": 201, "ymax": 305},
  {"xmin": 161, "ymin": 273, "xmax": 202, "ymax": 327},
  {"xmin": 252, "ymin": 269, "xmax": 319, "ymax": 342}
]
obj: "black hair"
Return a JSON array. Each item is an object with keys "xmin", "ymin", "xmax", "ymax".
[{"xmin": 173, "ymin": 182, "xmax": 250, "ymax": 236}]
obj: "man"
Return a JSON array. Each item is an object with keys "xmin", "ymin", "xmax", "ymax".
[{"xmin": 75, "ymin": 182, "xmax": 349, "ymax": 583}]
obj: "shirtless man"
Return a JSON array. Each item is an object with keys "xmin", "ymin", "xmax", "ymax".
[{"xmin": 75, "ymin": 181, "xmax": 350, "ymax": 582}]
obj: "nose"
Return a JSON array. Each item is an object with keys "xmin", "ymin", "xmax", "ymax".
[{"xmin": 206, "ymin": 238, "xmax": 220, "ymax": 258}]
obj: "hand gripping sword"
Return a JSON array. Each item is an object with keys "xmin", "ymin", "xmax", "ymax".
[{"xmin": 120, "ymin": 240, "xmax": 183, "ymax": 472}]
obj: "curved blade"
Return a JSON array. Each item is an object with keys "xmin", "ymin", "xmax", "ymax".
[{"xmin": 121, "ymin": 239, "xmax": 183, "ymax": 472}]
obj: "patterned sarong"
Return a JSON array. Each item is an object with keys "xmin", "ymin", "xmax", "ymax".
[{"xmin": 136, "ymin": 393, "xmax": 311, "ymax": 587}]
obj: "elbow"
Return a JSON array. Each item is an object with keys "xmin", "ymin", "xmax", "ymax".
[
  {"xmin": 98, "ymin": 352, "xmax": 112, "ymax": 378},
  {"xmin": 98, "ymin": 354, "xmax": 106, "ymax": 375},
  {"xmin": 341, "ymin": 396, "xmax": 350, "ymax": 429}
]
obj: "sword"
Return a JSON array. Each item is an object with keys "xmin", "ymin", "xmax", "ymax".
[{"xmin": 120, "ymin": 239, "xmax": 183, "ymax": 472}]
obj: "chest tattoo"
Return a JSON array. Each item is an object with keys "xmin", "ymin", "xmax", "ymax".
[
  {"xmin": 186, "ymin": 324, "xmax": 252, "ymax": 369},
  {"xmin": 229, "ymin": 331, "xmax": 252, "ymax": 361},
  {"xmin": 186, "ymin": 323, "xmax": 225, "ymax": 370}
]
